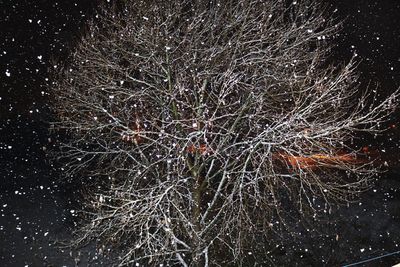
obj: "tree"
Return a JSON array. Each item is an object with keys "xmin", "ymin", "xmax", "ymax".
[{"xmin": 51, "ymin": 0, "xmax": 398, "ymax": 266}]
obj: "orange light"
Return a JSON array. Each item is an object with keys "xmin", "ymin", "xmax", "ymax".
[
  {"xmin": 276, "ymin": 152, "xmax": 363, "ymax": 170},
  {"xmin": 186, "ymin": 144, "xmax": 211, "ymax": 155}
]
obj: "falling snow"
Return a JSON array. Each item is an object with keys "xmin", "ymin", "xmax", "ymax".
[{"xmin": 0, "ymin": 0, "xmax": 399, "ymax": 266}]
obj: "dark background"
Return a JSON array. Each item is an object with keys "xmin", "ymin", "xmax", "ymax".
[{"xmin": 0, "ymin": 0, "xmax": 399, "ymax": 266}]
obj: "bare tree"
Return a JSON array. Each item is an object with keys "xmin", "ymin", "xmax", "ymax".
[{"xmin": 51, "ymin": 0, "xmax": 398, "ymax": 266}]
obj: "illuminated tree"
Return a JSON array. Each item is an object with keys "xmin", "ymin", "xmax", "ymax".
[{"xmin": 51, "ymin": 0, "xmax": 398, "ymax": 265}]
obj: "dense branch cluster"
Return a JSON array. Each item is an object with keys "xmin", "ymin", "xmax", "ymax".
[{"xmin": 51, "ymin": 0, "xmax": 398, "ymax": 266}]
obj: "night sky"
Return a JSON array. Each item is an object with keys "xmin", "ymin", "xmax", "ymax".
[{"xmin": 1, "ymin": 1, "xmax": 400, "ymax": 266}]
